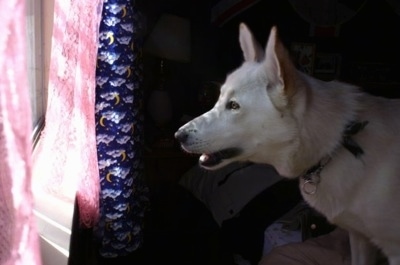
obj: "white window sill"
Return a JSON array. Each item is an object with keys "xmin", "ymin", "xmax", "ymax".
[{"xmin": 34, "ymin": 191, "xmax": 74, "ymax": 265}]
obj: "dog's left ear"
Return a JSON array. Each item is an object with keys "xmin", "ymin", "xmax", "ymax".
[
  {"xmin": 264, "ymin": 26, "xmax": 297, "ymax": 110},
  {"xmin": 239, "ymin": 23, "xmax": 264, "ymax": 62}
]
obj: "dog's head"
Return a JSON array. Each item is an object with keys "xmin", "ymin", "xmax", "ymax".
[{"xmin": 175, "ymin": 24, "xmax": 305, "ymax": 176}]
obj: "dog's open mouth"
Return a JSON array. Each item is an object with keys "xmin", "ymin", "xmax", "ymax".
[{"xmin": 199, "ymin": 148, "xmax": 242, "ymax": 168}]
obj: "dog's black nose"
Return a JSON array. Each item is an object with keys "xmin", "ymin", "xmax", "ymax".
[{"xmin": 174, "ymin": 130, "xmax": 188, "ymax": 143}]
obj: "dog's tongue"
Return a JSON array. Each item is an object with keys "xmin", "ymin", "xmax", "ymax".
[
  {"xmin": 199, "ymin": 148, "xmax": 242, "ymax": 168},
  {"xmin": 200, "ymin": 154, "xmax": 208, "ymax": 162},
  {"xmin": 200, "ymin": 153, "xmax": 221, "ymax": 167}
]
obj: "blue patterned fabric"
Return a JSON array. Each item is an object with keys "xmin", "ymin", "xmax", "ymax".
[{"xmin": 94, "ymin": 0, "xmax": 149, "ymax": 257}]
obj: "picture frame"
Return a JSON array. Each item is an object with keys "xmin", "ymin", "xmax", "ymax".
[
  {"xmin": 290, "ymin": 42, "xmax": 316, "ymax": 75},
  {"xmin": 314, "ymin": 53, "xmax": 341, "ymax": 75}
]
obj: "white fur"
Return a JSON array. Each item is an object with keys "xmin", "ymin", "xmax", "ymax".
[{"xmin": 175, "ymin": 23, "xmax": 400, "ymax": 264}]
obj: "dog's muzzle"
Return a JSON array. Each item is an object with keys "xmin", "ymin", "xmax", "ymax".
[
  {"xmin": 175, "ymin": 128, "xmax": 242, "ymax": 168},
  {"xmin": 174, "ymin": 129, "xmax": 189, "ymax": 144}
]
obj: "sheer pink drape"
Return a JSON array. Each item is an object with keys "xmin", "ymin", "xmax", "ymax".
[
  {"xmin": 0, "ymin": 1, "xmax": 42, "ymax": 265},
  {"xmin": 33, "ymin": 0, "xmax": 103, "ymax": 227}
]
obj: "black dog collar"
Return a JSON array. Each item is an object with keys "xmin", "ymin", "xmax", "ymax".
[{"xmin": 302, "ymin": 120, "xmax": 368, "ymax": 195}]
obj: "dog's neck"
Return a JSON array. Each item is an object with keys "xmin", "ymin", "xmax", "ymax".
[
  {"xmin": 301, "ymin": 120, "xmax": 368, "ymax": 195},
  {"xmin": 289, "ymin": 75, "xmax": 363, "ymax": 177}
]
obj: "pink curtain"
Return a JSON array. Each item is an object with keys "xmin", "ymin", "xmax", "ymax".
[
  {"xmin": 0, "ymin": 1, "xmax": 42, "ymax": 265},
  {"xmin": 33, "ymin": 0, "xmax": 104, "ymax": 227}
]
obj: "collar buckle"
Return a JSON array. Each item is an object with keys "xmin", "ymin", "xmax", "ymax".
[{"xmin": 302, "ymin": 156, "xmax": 330, "ymax": 195}]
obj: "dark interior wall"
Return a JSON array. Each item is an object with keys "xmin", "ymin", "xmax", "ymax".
[
  {"xmin": 207, "ymin": 0, "xmax": 400, "ymax": 84},
  {"xmin": 340, "ymin": 0, "xmax": 400, "ymax": 64},
  {"xmin": 141, "ymin": 0, "xmax": 400, "ymax": 129}
]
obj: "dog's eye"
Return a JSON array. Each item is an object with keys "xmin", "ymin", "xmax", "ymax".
[{"xmin": 226, "ymin": 100, "xmax": 240, "ymax": 110}]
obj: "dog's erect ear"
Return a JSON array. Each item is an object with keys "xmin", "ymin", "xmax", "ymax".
[
  {"xmin": 239, "ymin": 23, "xmax": 264, "ymax": 62},
  {"xmin": 264, "ymin": 26, "xmax": 297, "ymax": 110}
]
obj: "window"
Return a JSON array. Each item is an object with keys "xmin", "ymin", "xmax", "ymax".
[
  {"xmin": 27, "ymin": 1, "xmax": 72, "ymax": 265},
  {"xmin": 26, "ymin": 0, "xmax": 45, "ymax": 142}
]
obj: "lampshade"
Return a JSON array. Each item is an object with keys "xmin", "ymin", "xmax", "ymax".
[{"xmin": 144, "ymin": 14, "xmax": 191, "ymax": 63}]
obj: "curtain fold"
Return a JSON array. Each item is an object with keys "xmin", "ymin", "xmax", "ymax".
[
  {"xmin": 33, "ymin": 0, "xmax": 104, "ymax": 228},
  {"xmin": 94, "ymin": 0, "xmax": 149, "ymax": 257},
  {"xmin": 0, "ymin": 0, "xmax": 42, "ymax": 264}
]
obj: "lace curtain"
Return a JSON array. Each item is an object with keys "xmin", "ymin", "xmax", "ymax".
[
  {"xmin": 33, "ymin": 0, "xmax": 104, "ymax": 227},
  {"xmin": 0, "ymin": 0, "xmax": 42, "ymax": 264}
]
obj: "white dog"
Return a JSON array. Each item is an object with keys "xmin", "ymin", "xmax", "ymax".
[{"xmin": 175, "ymin": 23, "xmax": 400, "ymax": 265}]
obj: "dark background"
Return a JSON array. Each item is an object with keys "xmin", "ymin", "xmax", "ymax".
[{"xmin": 141, "ymin": 0, "xmax": 400, "ymax": 132}]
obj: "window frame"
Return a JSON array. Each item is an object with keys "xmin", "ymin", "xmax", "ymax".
[
  {"xmin": 26, "ymin": 0, "xmax": 45, "ymax": 145},
  {"xmin": 27, "ymin": 0, "xmax": 73, "ymax": 264}
]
